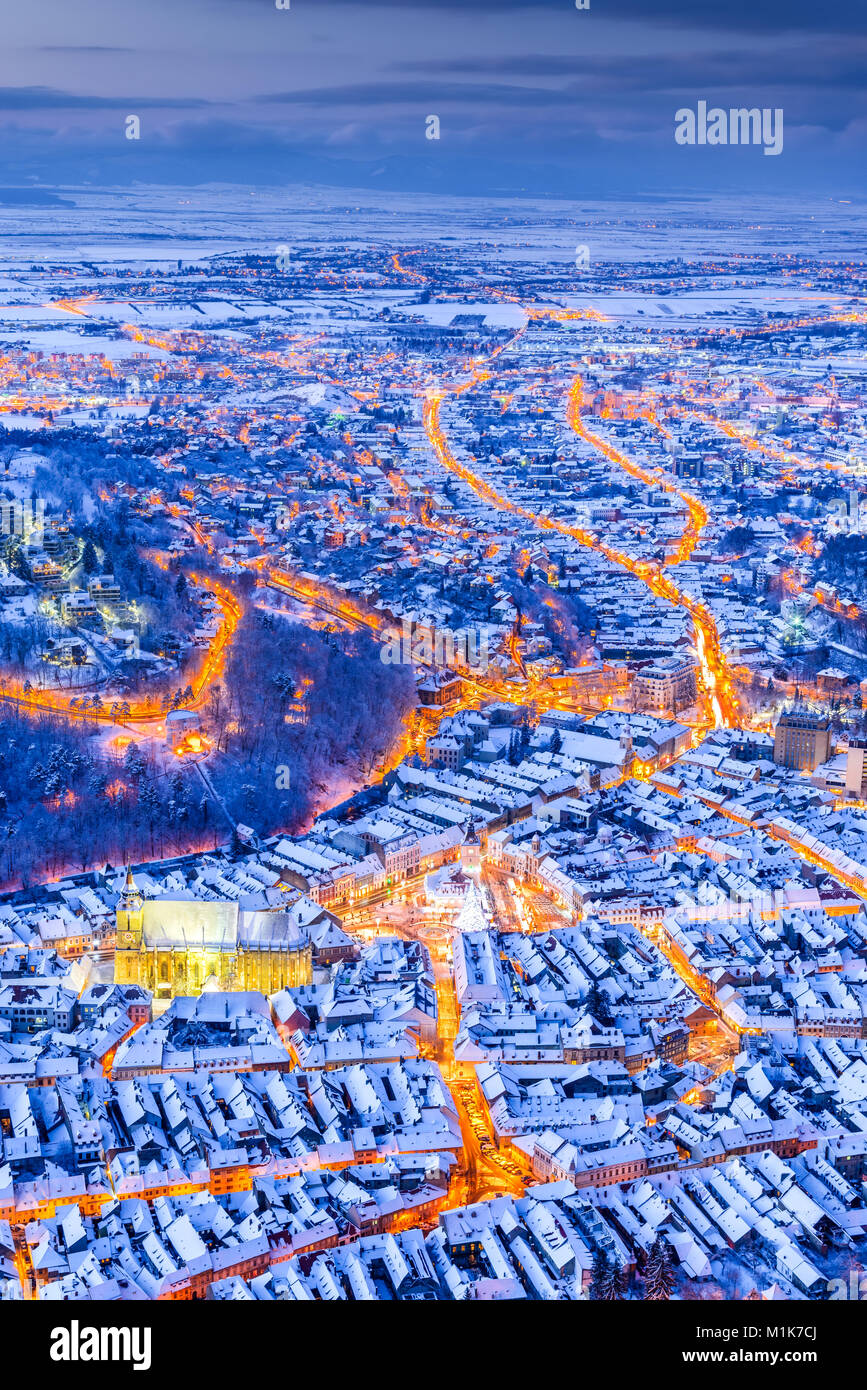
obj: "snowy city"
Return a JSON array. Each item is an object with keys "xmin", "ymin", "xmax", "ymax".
[{"xmin": 0, "ymin": 0, "xmax": 864, "ymax": 1362}]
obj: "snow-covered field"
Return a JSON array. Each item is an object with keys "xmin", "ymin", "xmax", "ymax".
[{"xmin": 0, "ymin": 183, "xmax": 863, "ymax": 265}]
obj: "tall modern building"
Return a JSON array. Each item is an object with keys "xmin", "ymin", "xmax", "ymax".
[
  {"xmin": 846, "ymin": 737, "xmax": 867, "ymax": 798},
  {"xmin": 773, "ymin": 709, "xmax": 832, "ymax": 772}
]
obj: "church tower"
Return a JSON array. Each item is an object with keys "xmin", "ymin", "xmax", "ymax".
[
  {"xmin": 115, "ymin": 867, "xmax": 144, "ymax": 986},
  {"xmin": 460, "ymin": 821, "xmax": 482, "ymax": 872}
]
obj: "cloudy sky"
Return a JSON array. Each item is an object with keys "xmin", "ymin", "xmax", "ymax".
[{"xmin": 1, "ymin": 0, "xmax": 864, "ymax": 196}]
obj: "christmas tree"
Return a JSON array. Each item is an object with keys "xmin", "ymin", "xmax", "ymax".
[{"xmin": 453, "ymin": 882, "xmax": 492, "ymax": 934}]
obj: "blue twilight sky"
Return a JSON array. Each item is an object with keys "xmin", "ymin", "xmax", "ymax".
[{"xmin": 0, "ymin": 0, "xmax": 864, "ymax": 197}]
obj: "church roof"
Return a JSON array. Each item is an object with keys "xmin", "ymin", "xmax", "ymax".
[
  {"xmin": 139, "ymin": 897, "xmax": 308, "ymax": 952},
  {"xmin": 142, "ymin": 897, "xmax": 238, "ymax": 949},
  {"xmin": 238, "ymin": 909, "xmax": 307, "ymax": 950}
]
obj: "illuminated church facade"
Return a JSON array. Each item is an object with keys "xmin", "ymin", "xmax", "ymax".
[{"xmin": 114, "ymin": 869, "xmax": 313, "ymax": 1002}]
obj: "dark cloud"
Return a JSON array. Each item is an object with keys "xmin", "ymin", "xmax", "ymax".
[
  {"xmin": 254, "ymin": 81, "xmax": 580, "ymax": 107},
  {"xmin": 0, "ymin": 86, "xmax": 212, "ymax": 111},
  {"xmin": 395, "ymin": 46, "xmax": 867, "ymax": 93},
  {"xmin": 38, "ymin": 46, "xmax": 138, "ymax": 54},
  {"xmin": 326, "ymin": 0, "xmax": 867, "ymax": 30}
]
